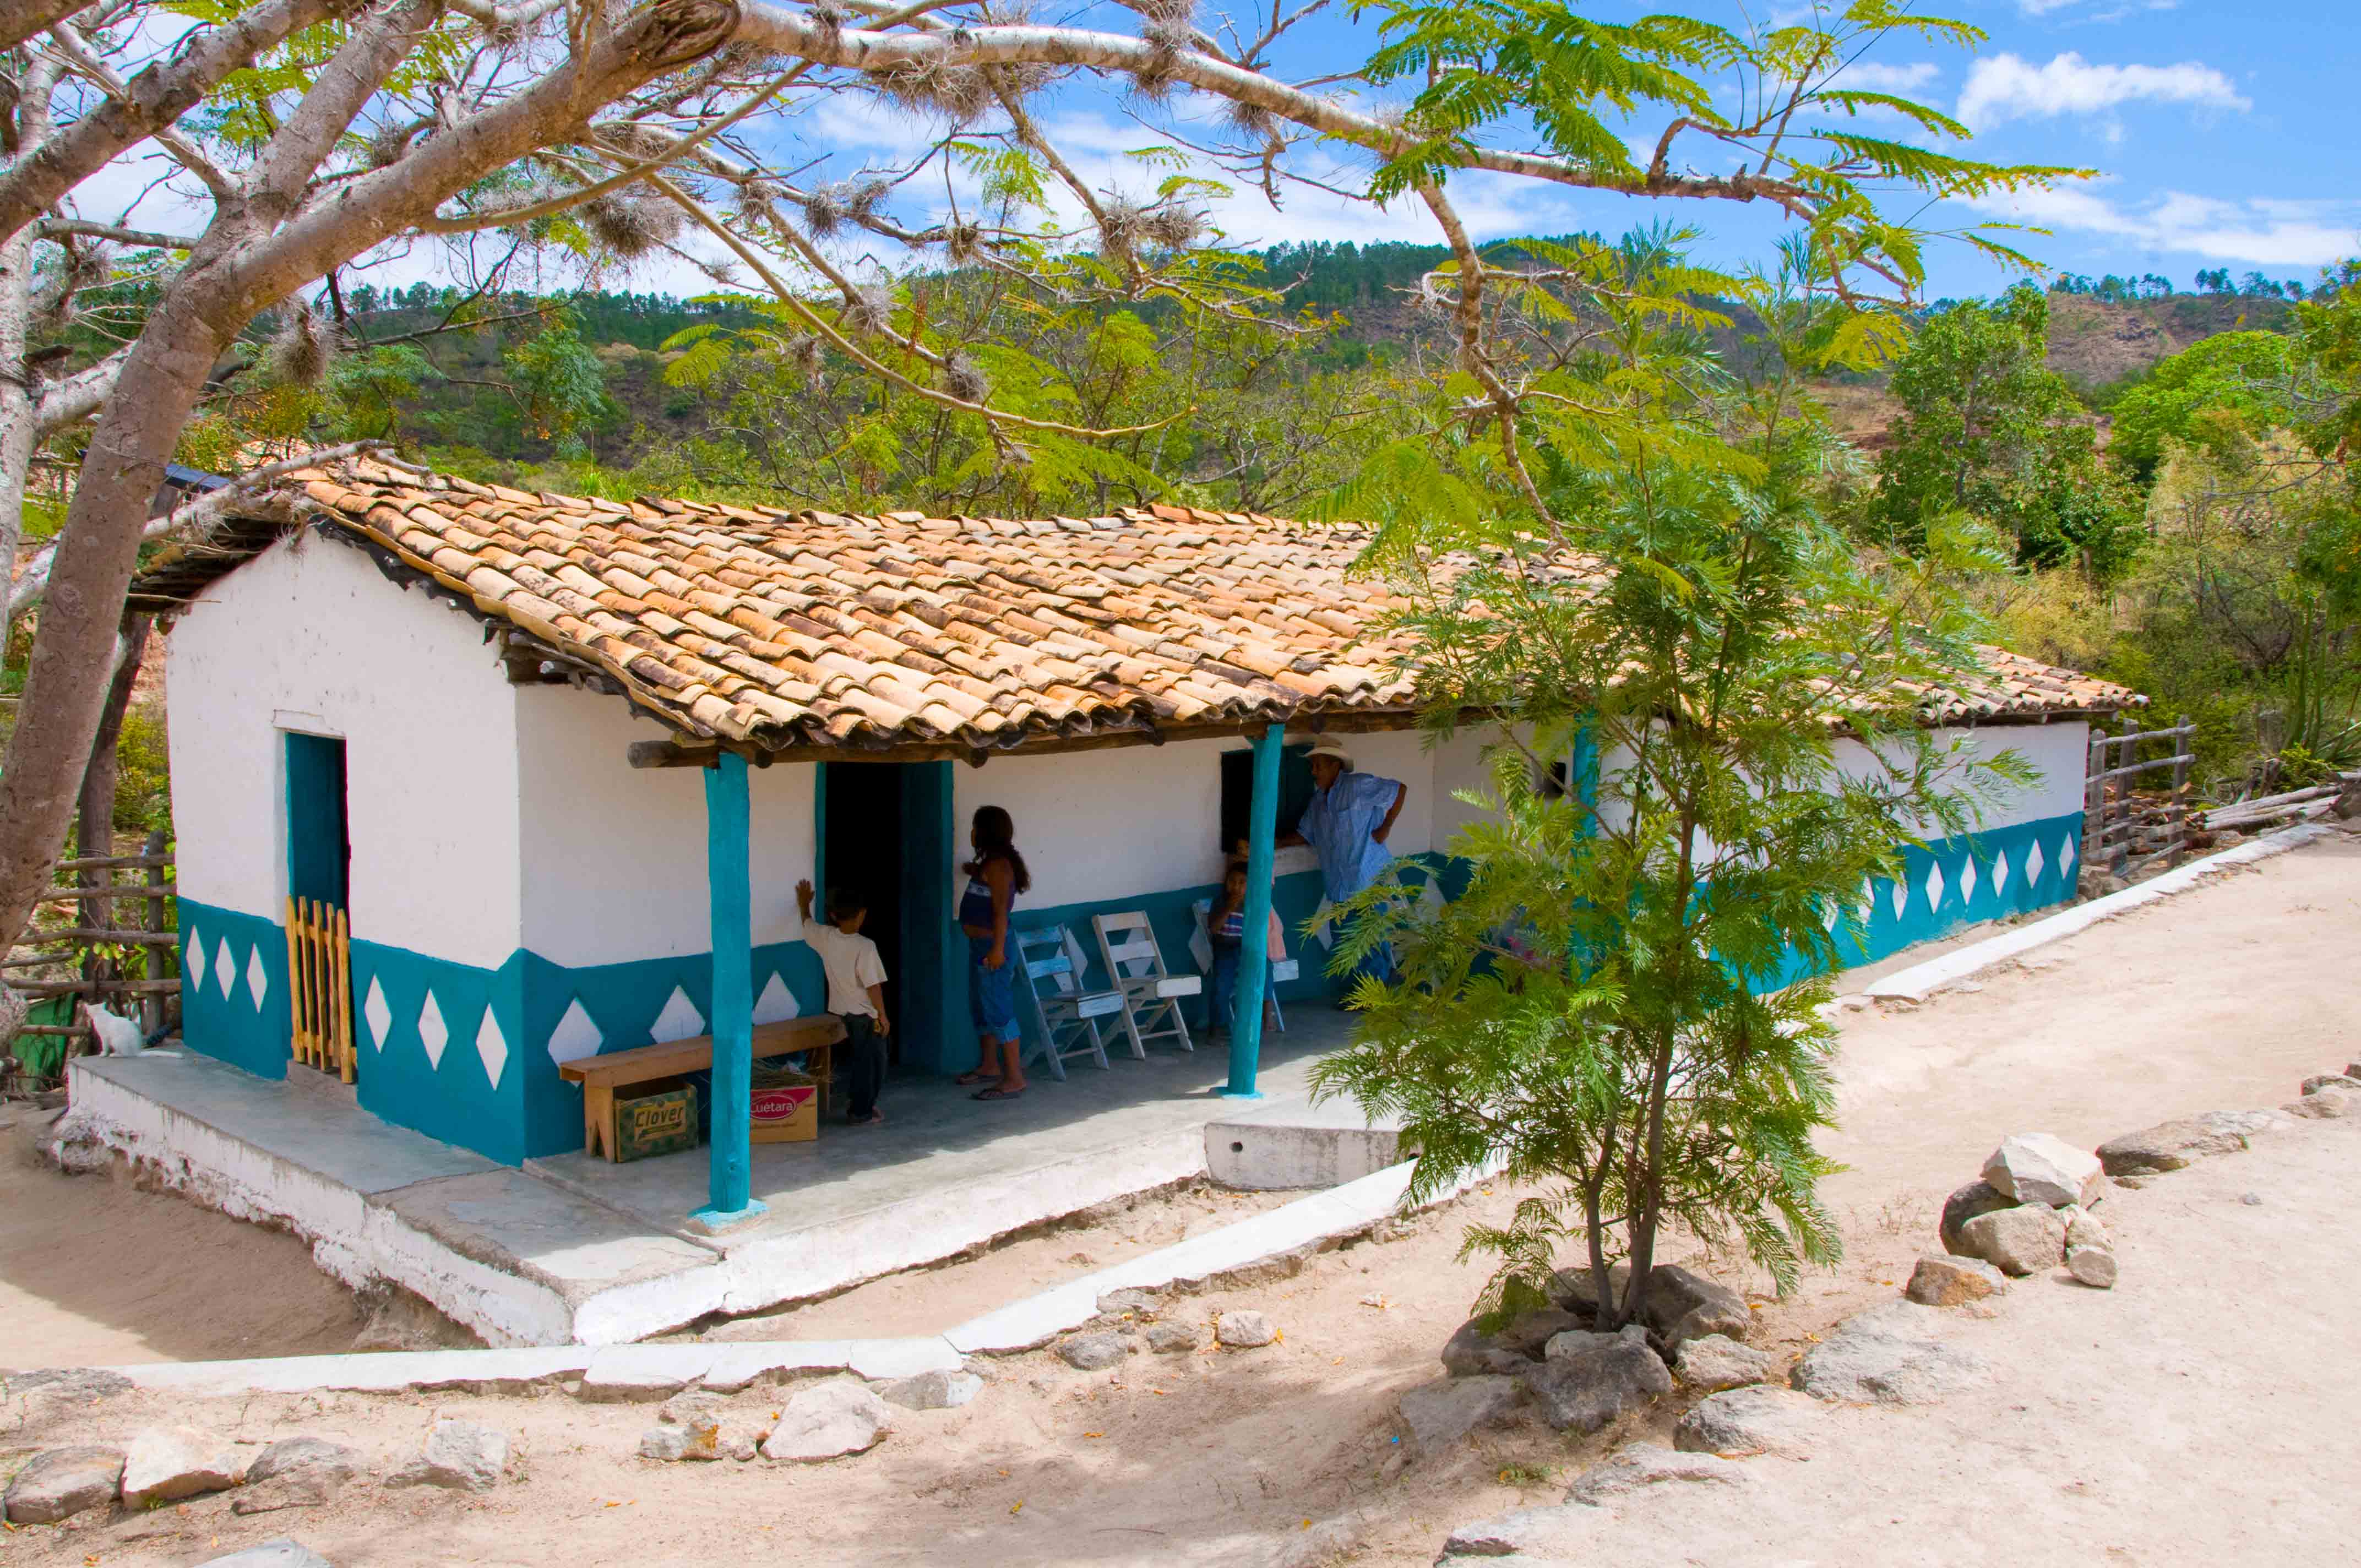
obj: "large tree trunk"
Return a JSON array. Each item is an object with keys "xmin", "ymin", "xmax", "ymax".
[{"xmin": 0, "ymin": 304, "xmax": 220, "ymax": 957}]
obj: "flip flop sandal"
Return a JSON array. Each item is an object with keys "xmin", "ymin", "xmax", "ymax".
[
  {"xmin": 971, "ymin": 1086, "xmax": 1026, "ymax": 1101},
  {"xmin": 954, "ymin": 1070, "xmax": 999, "ymax": 1087}
]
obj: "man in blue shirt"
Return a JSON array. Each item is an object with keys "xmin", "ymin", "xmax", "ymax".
[{"xmin": 1280, "ymin": 739, "xmax": 1407, "ymax": 1003}]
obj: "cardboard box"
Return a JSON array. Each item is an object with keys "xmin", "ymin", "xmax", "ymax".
[
  {"xmin": 749, "ymin": 1068, "xmax": 819, "ymax": 1144},
  {"xmin": 614, "ymin": 1083, "xmax": 698, "ymax": 1163}
]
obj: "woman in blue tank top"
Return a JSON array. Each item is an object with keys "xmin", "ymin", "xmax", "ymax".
[{"xmin": 956, "ymin": 805, "xmax": 1032, "ymax": 1099}]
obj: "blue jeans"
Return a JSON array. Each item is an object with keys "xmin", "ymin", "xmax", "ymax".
[
  {"xmin": 967, "ymin": 937, "xmax": 1020, "ymax": 1045},
  {"xmin": 1204, "ymin": 948, "xmax": 1274, "ymax": 1032}
]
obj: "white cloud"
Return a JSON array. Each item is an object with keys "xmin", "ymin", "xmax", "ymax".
[
  {"xmin": 1832, "ymin": 62, "xmax": 1941, "ymax": 94},
  {"xmin": 1972, "ymin": 181, "xmax": 2359, "ymax": 266},
  {"xmin": 1957, "ymin": 51, "xmax": 2248, "ymax": 130}
]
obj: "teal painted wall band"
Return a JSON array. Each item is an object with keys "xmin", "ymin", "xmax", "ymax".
[
  {"xmin": 703, "ymin": 753, "xmax": 755, "ymax": 1218},
  {"xmin": 171, "ymin": 808, "xmax": 2090, "ymax": 1166},
  {"xmin": 1227, "ymin": 725, "xmax": 1284, "ymax": 1095}
]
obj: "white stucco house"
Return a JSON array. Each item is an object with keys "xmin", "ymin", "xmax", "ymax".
[{"xmin": 129, "ymin": 459, "xmax": 2134, "ymax": 1185}]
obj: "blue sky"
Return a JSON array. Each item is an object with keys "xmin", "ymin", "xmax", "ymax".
[
  {"xmin": 1097, "ymin": 0, "xmax": 2361, "ymax": 301},
  {"xmin": 72, "ymin": 0, "xmax": 2357, "ymax": 305}
]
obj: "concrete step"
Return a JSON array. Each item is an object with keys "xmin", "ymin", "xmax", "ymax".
[{"xmin": 1204, "ymin": 1095, "xmax": 1406, "ymax": 1189}]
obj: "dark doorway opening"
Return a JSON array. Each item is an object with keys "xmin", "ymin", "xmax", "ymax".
[
  {"xmin": 284, "ymin": 732, "xmax": 351, "ymax": 908},
  {"xmin": 820, "ymin": 762, "xmax": 907, "ymax": 1066}
]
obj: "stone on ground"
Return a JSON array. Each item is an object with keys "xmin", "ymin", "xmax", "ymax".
[
  {"xmin": 2196, "ymin": 1108, "xmax": 2294, "ymax": 1139},
  {"xmin": 192, "ymin": 1542, "xmax": 334, "ymax": 1568},
  {"xmin": 1905, "ymin": 1254, "xmax": 2008, "ymax": 1306},
  {"xmin": 2061, "ymin": 1206, "xmax": 2110, "ymax": 1252},
  {"xmin": 1057, "ymin": 1331, "xmax": 1130, "ymax": 1370},
  {"xmin": 1, "ymin": 1368, "xmax": 132, "ymax": 1404},
  {"xmin": 388, "ymin": 1417, "xmax": 508, "ymax": 1493},
  {"xmin": 1444, "ymin": 1505, "xmax": 1606, "ymax": 1559},
  {"xmin": 1566, "ymin": 1441, "xmax": 1753, "ymax": 1505},
  {"xmin": 2300, "ymin": 1074, "xmax": 2361, "ymax": 1095},
  {"xmin": 1673, "ymin": 1384, "xmax": 1825, "ymax": 1459},
  {"xmin": 121, "ymin": 1425, "xmax": 249, "ymax": 1509},
  {"xmin": 1982, "ymin": 1133, "xmax": 2104, "ymax": 1207},
  {"xmin": 1637, "ymin": 1265, "xmax": 1753, "ymax": 1348},
  {"xmin": 2097, "ymin": 1118, "xmax": 2249, "ymax": 1175},
  {"xmin": 1938, "ymin": 1180, "xmax": 2015, "ymax": 1254},
  {"xmin": 1395, "ymin": 1374, "xmax": 1525, "ymax": 1458},
  {"xmin": 1216, "ymin": 1310, "xmax": 1278, "ymax": 1348},
  {"xmin": 2284, "ymin": 1088, "xmax": 2357, "ymax": 1119},
  {"xmin": 244, "ymin": 1438, "xmax": 358, "ymax": 1489},
  {"xmin": 1672, "ymin": 1334, "xmax": 1782, "ymax": 1392},
  {"xmin": 878, "ymin": 1369, "xmax": 983, "ymax": 1410},
  {"xmin": 1553, "ymin": 1263, "xmax": 1751, "ymax": 1349},
  {"xmin": 761, "ymin": 1381, "xmax": 894, "ymax": 1463},
  {"xmin": 1145, "ymin": 1322, "xmax": 1202, "ymax": 1355},
  {"xmin": 1519, "ymin": 1326, "xmax": 1672, "ymax": 1434},
  {"xmin": 3, "ymin": 1445, "xmax": 124, "ymax": 1525},
  {"xmin": 233, "ymin": 1438, "xmax": 358, "ymax": 1515},
  {"xmin": 639, "ymin": 1393, "xmax": 722, "ymax": 1461},
  {"xmin": 1959, "ymin": 1204, "xmax": 2068, "ymax": 1277},
  {"xmin": 1790, "ymin": 1301, "xmax": 1994, "ymax": 1406},
  {"xmin": 2067, "ymin": 1246, "xmax": 2120, "ymax": 1289}
]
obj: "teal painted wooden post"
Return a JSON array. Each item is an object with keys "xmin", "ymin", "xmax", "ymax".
[
  {"xmin": 1224, "ymin": 725, "xmax": 1284, "ymax": 1098},
  {"xmin": 694, "ymin": 752, "xmax": 765, "ymax": 1227}
]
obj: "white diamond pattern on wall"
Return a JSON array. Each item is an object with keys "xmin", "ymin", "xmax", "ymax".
[
  {"xmin": 1857, "ymin": 879, "xmax": 1873, "ymax": 923},
  {"xmin": 753, "ymin": 972, "xmax": 801, "ymax": 1025},
  {"xmin": 417, "ymin": 992, "xmax": 449, "ymax": 1069},
  {"xmin": 1960, "ymin": 858, "xmax": 1979, "ymax": 903},
  {"xmin": 546, "ymin": 998, "xmax": 603, "ymax": 1067},
  {"xmin": 186, "ymin": 928, "xmax": 207, "ymax": 992},
  {"xmin": 215, "ymin": 936, "xmax": 236, "ymax": 999},
  {"xmin": 1993, "ymin": 849, "xmax": 2011, "ymax": 896},
  {"xmin": 649, "ymin": 985, "xmax": 705, "ymax": 1043},
  {"xmin": 1922, "ymin": 863, "xmax": 1945, "ymax": 914},
  {"xmin": 1889, "ymin": 878, "xmax": 1907, "ymax": 919},
  {"xmin": 476, "ymin": 1009, "xmax": 509, "ymax": 1091},
  {"xmin": 2025, "ymin": 840, "xmax": 2047, "ymax": 885},
  {"xmin": 245, "ymin": 945, "xmax": 270, "ymax": 1010},
  {"xmin": 2060, "ymin": 833, "xmax": 2077, "ymax": 873},
  {"xmin": 363, "ymin": 977, "xmax": 391, "ymax": 1050}
]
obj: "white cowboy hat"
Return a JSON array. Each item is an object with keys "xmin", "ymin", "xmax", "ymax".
[{"xmin": 1303, "ymin": 738, "xmax": 1355, "ymax": 769}]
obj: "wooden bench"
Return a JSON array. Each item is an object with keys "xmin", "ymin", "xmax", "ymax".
[{"xmin": 558, "ymin": 1015, "xmax": 848, "ymax": 1161}]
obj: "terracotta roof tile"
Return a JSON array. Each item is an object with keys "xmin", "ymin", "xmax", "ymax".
[{"xmin": 139, "ymin": 458, "xmax": 2141, "ymax": 753}]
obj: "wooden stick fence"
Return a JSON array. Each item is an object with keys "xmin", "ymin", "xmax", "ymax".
[
  {"xmin": 285, "ymin": 896, "xmax": 356, "ymax": 1084},
  {"xmin": 9, "ymin": 831, "xmax": 178, "ymax": 1053},
  {"xmin": 2082, "ymin": 715, "xmax": 2196, "ymax": 880}
]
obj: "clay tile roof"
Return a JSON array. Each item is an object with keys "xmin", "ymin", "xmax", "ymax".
[{"xmin": 132, "ymin": 459, "xmax": 2140, "ymax": 755}]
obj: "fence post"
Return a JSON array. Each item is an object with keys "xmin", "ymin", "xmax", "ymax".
[
  {"xmin": 2167, "ymin": 716, "xmax": 2194, "ymax": 869},
  {"xmin": 140, "ymin": 829, "xmax": 168, "ymax": 1035}
]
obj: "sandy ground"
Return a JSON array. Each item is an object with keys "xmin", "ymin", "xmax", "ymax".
[{"xmin": 0, "ymin": 834, "xmax": 2354, "ymax": 1566}]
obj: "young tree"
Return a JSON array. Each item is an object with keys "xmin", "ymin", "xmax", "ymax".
[
  {"xmin": 1310, "ymin": 239, "xmax": 2030, "ymax": 1329},
  {"xmin": 0, "ymin": 0, "xmax": 2070, "ymax": 1042},
  {"xmin": 1870, "ymin": 284, "xmax": 2140, "ymax": 574},
  {"xmin": 2107, "ymin": 330, "xmax": 2294, "ymax": 481}
]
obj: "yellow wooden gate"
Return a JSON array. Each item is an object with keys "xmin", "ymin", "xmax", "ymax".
[{"xmin": 285, "ymin": 897, "xmax": 355, "ymax": 1082}]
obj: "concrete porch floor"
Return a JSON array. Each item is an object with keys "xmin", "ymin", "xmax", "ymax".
[{"xmin": 66, "ymin": 1008, "xmax": 1385, "ymax": 1349}]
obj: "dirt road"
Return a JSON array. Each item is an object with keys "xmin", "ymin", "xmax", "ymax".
[{"xmin": 2, "ymin": 834, "xmax": 2354, "ymax": 1566}]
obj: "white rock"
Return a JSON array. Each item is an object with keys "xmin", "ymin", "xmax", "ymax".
[
  {"xmin": 1982, "ymin": 1133, "xmax": 2104, "ymax": 1207},
  {"xmin": 1673, "ymin": 1385, "xmax": 1825, "ymax": 1458},
  {"xmin": 193, "ymin": 1543, "xmax": 334, "ymax": 1568},
  {"xmin": 878, "ymin": 1369, "xmax": 982, "ymax": 1411},
  {"xmin": 1216, "ymin": 1310, "xmax": 1277, "ymax": 1348},
  {"xmin": 1566, "ymin": 1441, "xmax": 1752, "ymax": 1505},
  {"xmin": 1958, "ymin": 1204, "xmax": 2068, "ymax": 1276},
  {"xmin": 1671, "ymin": 1334, "xmax": 1782, "ymax": 1392},
  {"xmin": 121, "ymin": 1425, "xmax": 249, "ymax": 1508},
  {"xmin": 2066, "ymin": 1246, "xmax": 2119, "ymax": 1289},
  {"xmin": 388, "ymin": 1417, "xmax": 508, "ymax": 1493},
  {"xmin": 2061, "ymin": 1206, "xmax": 2110, "ymax": 1252},
  {"xmin": 761, "ymin": 1381, "xmax": 894, "ymax": 1463},
  {"xmin": 1790, "ymin": 1302, "xmax": 1993, "ymax": 1406}
]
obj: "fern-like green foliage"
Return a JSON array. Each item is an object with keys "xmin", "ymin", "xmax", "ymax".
[{"xmin": 1309, "ymin": 234, "xmax": 2032, "ymax": 1329}]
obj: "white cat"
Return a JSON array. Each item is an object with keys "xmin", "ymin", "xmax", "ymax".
[{"xmin": 80, "ymin": 1000, "xmax": 148, "ymax": 1057}]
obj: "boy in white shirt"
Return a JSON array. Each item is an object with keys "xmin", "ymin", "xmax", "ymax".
[{"xmin": 796, "ymin": 879, "xmax": 891, "ymax": 1126}]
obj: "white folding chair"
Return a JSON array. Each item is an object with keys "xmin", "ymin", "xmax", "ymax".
[
  {"xmin": 1189, "ymin": 899, "xmax": 1293, "ymax": 1035},
  {"xmin": 1014, "ymin": 924, "xmax": 1124, "ymax": 1080},
  {"xmin": 1091, "ymin": 910, "xmax": 1202, "ymax": 1056}
]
